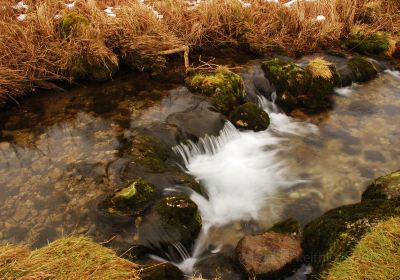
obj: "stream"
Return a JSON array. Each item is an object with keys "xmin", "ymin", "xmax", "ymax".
[{"xmin": 0, "ymin": 58, "xmax": 399, "ymax": 278}]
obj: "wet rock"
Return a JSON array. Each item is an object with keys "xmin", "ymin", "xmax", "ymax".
[
  {"xmin": 70, "ymin": 54, "xmax": 119, "ymax": 82},
  {"xmin": 98, "ymin": 178, "xmax": 156, "ymax": 217},
  {"xmin": 122, "ymin": 51, "xmax": 166, "ymax": 73},
  {"xmin": 194, "ymin": 253, "xmax": 244, "ymax": 280},
  {"xmin": 344, "ymin": 27, "xmax": 391, "ymax": 55},
  {"xmin": 167, "ymin": 101, "xmax": 226, "ymax": 139},
  {"xmin": 261, "ymin": 58, "xmax": 337, "ymax": 112},
  {"xmin": 236, "ymin": 231, "xmax": 302, "ymax": 279},
  {"xmin": 230, "ymin": 102, "xmax": 270, "ymax": 132},
  {"xmin": 141, "ymin": 262, "xmax": 184, "ymax": 280},
  {"xmin": 364, "ymin": 150, "xmax": 385, "ymax": 162},
  {"xmin": 185, "ymin": 66, "xmax": 246, "ymax": 115},
  {"xmin": 268, "ymin": 218, "xmax": 302, "ymax": 236},
  {"xmin": 303, "ymin": 199, "xmax": 400, "ymax": 277},
  {"xmin": 136, "ymin": 123, "xmax": 184, "ymax": 148},
  {"xmin": 347, "ymin": 56, "xmax": 378, "ymax": 83},
  {"xmin": 362, "ymin": 170, "xmax": 400, "ymax": 201}
]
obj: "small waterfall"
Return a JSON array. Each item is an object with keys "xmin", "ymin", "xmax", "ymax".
[{"xmin": 170, "ymin": 95, "xmax": 318, "ymax": 274}]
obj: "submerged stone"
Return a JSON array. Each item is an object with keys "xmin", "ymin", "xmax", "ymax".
[
  {"xmin": 185, "ymin": 66, "xmax": 246, "ymax": 115},
  {"xmin": 98, "ymin": 179, "xmax": 156, "ymax": 217},
  {"xmin": 236, "ymin": 232, "xmax": 303, "ymax": 279},
  {"xmin": 268, "ymin": 218, "xmax": 302, "ymax": 236},
  {"xmin": 303, "ymin": 199, "xmax": 400, "ymax": 277},
  {"xmin": 345, "ymin": 27, "xmax": 391, "ymax": 55},
  {"xmin": 347, "ymin": 56, "xmax": 378, "ymax": 83},
  {"xmin": 230, "ymin": 102, "xmax": 270, "ymax": 131},
  {"xmin": 362, "ymin": 170, "xmax": 400, "ymax": 201}
]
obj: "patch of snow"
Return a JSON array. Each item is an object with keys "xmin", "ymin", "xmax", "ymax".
[
  {"xmin": 16, "ymin": 14, "xmax": 27, "ymax": 21},
  {"xmin": 13, "ymin": 1, "xmax": 29, "ymax": 11},
  {"xmin": 65, "ymin": 2, "xmax": 75, "ymax": 9},
  {"xmin": 316, "ymin": 15, "xmax": 326, "ymax": 21}
]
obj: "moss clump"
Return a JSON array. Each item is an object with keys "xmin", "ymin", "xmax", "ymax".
[
  {"xmin": 303, "ymin": 199, "xmax": 400, "ymax": 277},
  {"xmin": 186, "ymin": 66, "xmax": 246, "ymax": 115},
  {"xmin": 268, "ymin": 218, "xmax": 302, "ymax": 236},
  {"xmin": 130, "ymin": 135, "xmax": 170, "ymax": 173},
  {"xmin": 156, "ymin": 196, "xmax": 202, "ymax": 247},
  {"xmin": 230, "ymin": 102, "xmax": 270, "ymax": 131},
  {"xmin": 0, "ymin": 236, "xmax": 139, "ymax": 279},
  {"xmin": 71, "ymin": 54, "xmax": 119, "ymax": 82},
  {"xmin": 99, "ymin": 179, "xmax": 156, "ymax": 217},
  {"xmin": 60, "ymin": 12, "xmax": 89, "ymax": 37},
  {"xmin": 345, "ymin": 27, "xmax": 390, "ymax": 55},
  {"xmin": 262, "ymin": 58, "xmax": 336, "ymax": 111},
  {"xmin": 325, "ymin": 217, "xmax": 400, "ymax": 280},
  {"xmin": 348, "ymin": 56, "xmax": 378, "ymax": 83},
  {"xmin": 362, "ymin": 170, "xmax": 400, "ymax": 201}
]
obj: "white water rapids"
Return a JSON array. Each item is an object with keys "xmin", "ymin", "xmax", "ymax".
[{"xmin": 169, "ymin": 95, "xmax": 318, "ymax": 274}]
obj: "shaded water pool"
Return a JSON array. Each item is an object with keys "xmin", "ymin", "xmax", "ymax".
[{"xmin": 0, "ymin": 60, "xmax": 399, "ymax": 277}]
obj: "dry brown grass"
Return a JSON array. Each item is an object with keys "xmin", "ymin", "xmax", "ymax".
[{"xmin": 0, "ymin": 0, "xmax": 399, "ymax": 105}]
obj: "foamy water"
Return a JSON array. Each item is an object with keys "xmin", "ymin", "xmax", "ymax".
[{"xmin": 172, "ymin": 96, "xmax": 317, "ymax": 273}]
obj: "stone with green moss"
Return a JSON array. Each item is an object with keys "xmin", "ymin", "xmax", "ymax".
[
  {"xmin": 99, "ymin": 178, "xmax": 156, "ymax": 217},
  {"xmin": 303, "ymin": 199, "xmax": 400, "ymax": 277},
  {"xmin": 307, "ymin": 58, "xmax": 340, "ymax": 96},
  {"xmin": 347, "ymin": 56, "xmax": 378, "ymax": 83},
  {"xmin": 345, "ymin": 28, "xmax": 390, "ymax": 55},
  {"xmin": 230, "ymin": 102, "xmax": 270, "ymax": 131},
  {"xmin": 362, "ymin": 170, "xmax": 400, "ymax": 201},
  {"xmin": 71, "ymin": 54, "xmax": 119, "ymax": 82},
  {"xmin": 186, "ymin": 66, "xmax": 246, "ymax": 115},
  {"xmin": 60, "ymin": 12, "xmax": 89, "ymax": 37},
  {"xmin": 156, "ymin": 196, "xmax": 202, "ymax": 248},
  {"xmin": 268, "ymin": 218, "xmax": 302, "ymax": 236}
]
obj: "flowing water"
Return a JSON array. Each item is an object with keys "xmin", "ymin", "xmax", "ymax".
[{"xmin": 0, "ymin": 59, "xmax": 400, "ymax": 278}]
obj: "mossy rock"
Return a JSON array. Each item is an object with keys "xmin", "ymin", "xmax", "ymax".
[
  {"xmin": 98, "ymin": 178, "xmax": 156, "ymax": 217},
  {"xmin": 303, "ymin": 199, "xmax": 400, "ymax": 278},
  {"xmin": 71, "ymin": 54, "xmax": 119, "ymax": 82},
  {"xmin": 60, "ymin": 12, "xmax": 89, "ymax": 37},
  {"xmin": 268, "ymin": 218, "xmax": 302, "ymax": 236},
  {"xmin": 362, "ymin": 170, "xmax": 400, "ymax": 201},
  {"xmin": 156, "ymin": 196, "xmax": 202, "ymax": 248},
  {"xmin": 122, "ymin": 52, "xmax": 166, "ymax": 73},
  {"xmin": 347, "ymin": 56, "xmax": 378, "ymax": 83},
  {"xmin": 186, "ymin": 66, "xmax": 246, "ymax": 115},
  {"xmin": 345, "ymin": 28, "xmax": 390, "ymax": 55},
  {"xmin": 130, "ymin": 135, "xmax": 170, "ymax": 173},
  {"xmin": 230, "ymin": 102, "xmax": 270, "ymax": 131},
  {"xmin": 262, "ymin": 58, "xmax": 336, "ymax": 111}
]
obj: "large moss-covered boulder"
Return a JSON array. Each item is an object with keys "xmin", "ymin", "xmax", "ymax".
[
  {"xmin": 362, "ymin": 170, "xmax": 400, "ymax": 201},
  {"xmin": 155, "ymin": 196, "xmax": 202, "ymax": 248},
  {"xmin": 60, "ymin": 12, "xmax": 89, "ymax": 37},
  {"xmin": 262, "ymin": 58, "xmax": 337, "ymax": 112},
  {"xmin": 70, "ymin": 54, "xmax": 119, "ymax": 82},
  {"xmin": 303, "ymin": 199, "xmax": 400, "ymax": 277},
  {"xmin": 345, "ymin": 27, "xmax": 391, "ymax": 55},
  {"xmin": 236, "ymin": 231, "xmax": 302, "ymax": 279},
  {"xmin": 347, "ymin": 56, "xmax": 378, "ymax": 83},
  {"xmin": 230, "ymin": 102, "xmax": 270, "ymax": 131},
  {"xmin": 98, "ymin": 179, "xmax": 156, "ymax": 217},
  {"xmin": 186, "ymin": 66, "xmax": 246, "ymax": 115}
]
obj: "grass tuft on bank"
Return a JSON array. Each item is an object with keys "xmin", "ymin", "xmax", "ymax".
[
  {"xmin": 326, "ymin": 217, "xmax": 400, "ymax": 280},
  {"xmin": 0, "ymin": 236, "xmax": 140, "ymax": 280},
  {"xmin": 0, "ymin": 0, "xmax": 399, "ymax": 105}
]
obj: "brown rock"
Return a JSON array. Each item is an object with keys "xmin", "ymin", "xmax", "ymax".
[{"xmin": 236, "ymin": 232, "xmax": 302, "ymax": 279}]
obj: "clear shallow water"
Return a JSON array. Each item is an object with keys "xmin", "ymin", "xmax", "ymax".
[{"xmin": 0, "ymin": 61, "xmax": 399, "ymax": 276}]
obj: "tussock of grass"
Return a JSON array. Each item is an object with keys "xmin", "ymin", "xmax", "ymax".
[
  {"xmin": 306, "ymin": 58, "xmax": 334, "ymax": 79},
  {"xmin": 0, "ymin": 0, "xmax": 399, "ymax": 104},
  {"xmin": 0, "ymin": 236, "xmax": 139, "ymax": 280},
  {"xmin": 326, "ymin": 217, "xmax": 400, "ymax": 280}
]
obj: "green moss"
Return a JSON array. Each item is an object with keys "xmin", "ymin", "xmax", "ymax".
[
  {"xmin": 156, "ymin": 196, "xmax": 202, "ymax": 247},
  {"xmin": 71, "ymin": 55, "xmax": 119, "ymax": 82},
  {"xmin": 303, "ymin": 199, "xmax": 400, "ymax": 278},
  {"xmin": 60, "ymin": 12, "xmax": 89, "ymax": 37},
  {"xmin": 348, "ymin": 56, "xmax": 378, "ymax": 83},
  {"xmin": 268, "ymin": 218, "xmax": 302, "ymax": 236},
  {"xmin": 362, "ymin": 170, "xmax": 400, "ymax": 201},
  {"xmin": 186, "ymin": 66, "xmax": 246, "ymax": 115},
  {"xmin": 99, "ymin": 179, "xmax": 156, "ymax": 216},
  {"xmin": 122, "ymin": 52, "xmax": 166, "ymax": 73},
  {"xmin": 230, "ymin": 102, "xmax": 270, "ymax": 131},
  {"xmin": 345, "ymin": 28, "xmax": 390, "ymax": 55}
]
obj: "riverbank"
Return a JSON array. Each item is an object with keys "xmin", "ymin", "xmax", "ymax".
[{"xmin": 1, "ymin": 0, "xmax": 399, "ymax": 105}]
